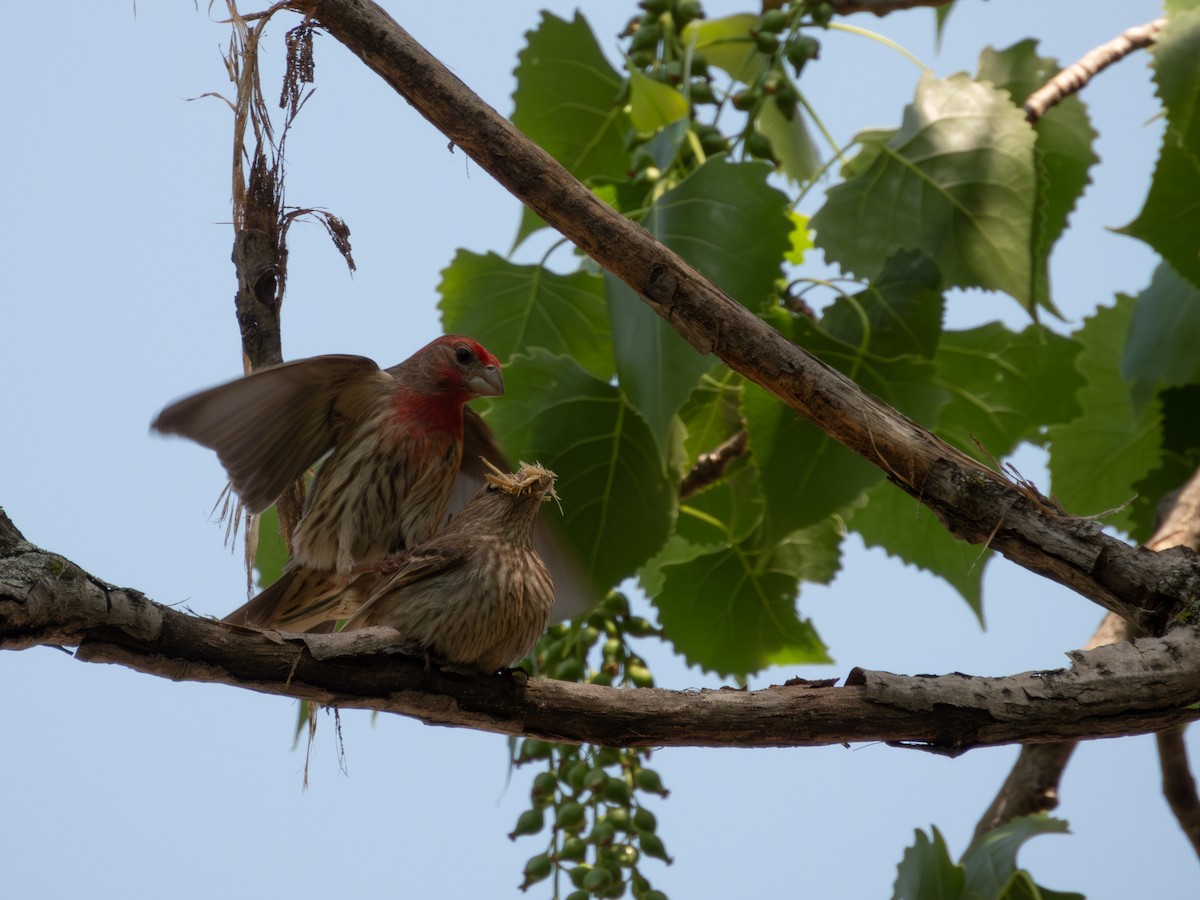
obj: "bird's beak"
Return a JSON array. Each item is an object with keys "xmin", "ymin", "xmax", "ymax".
[{"xmin": 467, "ymin": 365, "xmax": 504, "ymax": 397}]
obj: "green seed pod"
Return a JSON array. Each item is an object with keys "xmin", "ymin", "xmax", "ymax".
[
  {"xmin": 629, "ymin": 22, "xmax": 662, "ymax": 53},
  {"xmin": 731, "ymin": 89, "xmax": 760, "ymax": 112},
  {"xmin": 590, "ymin": 670, "xmax": 615, "ymax": 687},
  {"xmin": 602, "ymin": 778, "xmax": 633, "ymax": 805},
  {"xmin": 520, "ymin": 853, "xmax": 553, "ymax": 889},
  {"xmin": 582, "ymin": 866, "xmax": 615, "ymax": 893},
  {"xmin": 602, "ymin": 637, "xmax": 623, "ymax": 660},
  {"xmin": 595, "ymin": 747, "xmax": 622, "ymax": 768},
  {"xmin": 518, "ymin": 739, "xmax": 553, "ymax": 763},
  {"xmin": 811, "ymin": 2, "xmax": 834, "ymax": 26},
  {"xmin": 622, "ymin": 616, "xmax": 659, "ymax": 637},
  {"xmin": 634, "ymin": 768, "xmax": 669, "ymax": 796},
  {"xmin": 531, "ymin": 771, "xmax": 558, "ymax": 807},
  {"xmin": 662, "ymin": 60, "xmax": 684, "ymax": 84},
  {"xmin": 565, "ymin": 892, "xmax": 591, "ymax": 900},
  {"xmin": 508, "ymin": 807, "xmax": 545, "ymax": 841},
  {"xmin": 754, "ymin": 30, "xmax": 779, "ymax": 54},
  {"xmin": 556, "ymin": 801, "xmax": 588, "ymax": 833},
  {"xmin": 633, "ymin": 807, "xmax": 658, "ymax": 833},
  {"xmin": 567, "ymin": 864, "xmax": 592, "ymax": 890},
  {"xmin": 674, "ymin": 0, "xmax": 703, "ymax": 26},
  {"xmin": 606, "ymin": 807, "xmax": 632, "ymax": 831},
  {"xmin": 639, "ymin": 0, "xmax": 670, "ymax": 13},
  {"xmin": 758, "ymin": 9, "xmax": 790, "ymax": 33},
  {"xmin": 565, "ymin": 760, "xmax": 590, "ymax": 792},
  {"xmin": 559, "ymin": 835, "xmax": 588, "ymax": 861},
  {"xmin": 627, "ymin": 664, "xmax": 654, "ymax": 688},
  {"xmin": 745, "ymin": 130, "xmax": 776, "ymax": 161},
  {"xmin": 690, "ymin": 80, "xmax": 716, "ymax": 105},
  {"xmin": 584, "ymin": 768, "xmax": 610, "ymax": 794},
  {"xmin": 601, "ymin": 592, "xmax": 631, "ymax": 618},
  {"xmin": 638, "ymin": 831, "xmax": 673, "ymax": 863},
  {"xmin": 630, "ymin": 49, "xmax": 655, "ymax": 68},
  {"xmin": 553, "ymin": 656, "xmax": 586, "ymax": 682},
  {"xmin": 591, "ymin": 818, "xmax": 618, "ymax": 847},
  {"xmin": 612, "ymin": 843, "xmax": 640, "ymax": 868}
]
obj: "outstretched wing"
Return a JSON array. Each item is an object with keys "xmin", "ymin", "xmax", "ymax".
[{"xmin": 152, "ymin": 355, "xmax": 381, "ymax": 513}]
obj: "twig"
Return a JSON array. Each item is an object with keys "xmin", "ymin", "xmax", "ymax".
[
  {"xmin": 1024, "ymin": 19, "xmax": 1166, "ymax": 124},
  {"xmin": 1158, "ymin": 726, "xmax": 1200, "ymax": 859},
  {"xmin": 829, "ymin": 0, "xmax": 952, "ymax": 15},
  {"xmin": 679, "ymin": 431, "xmax": 749, "ymax": 500}
]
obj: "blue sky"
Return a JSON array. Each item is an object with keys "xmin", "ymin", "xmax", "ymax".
[{"xmin": 2, "ymin": 1, "xmax": 1193, "ymax": 897}]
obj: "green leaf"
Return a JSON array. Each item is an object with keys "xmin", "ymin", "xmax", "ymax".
[
  {"xmin": 934, "ymin": 3, "xmax": 956, "ymax": 51},
  {"xmin": 1117, "ymin": 130, "xmax": 1200, "ymax": 290},
  {"xmin": 607, "ymin": 158, "xmax": 791, "ymax": 455},
  {"xmin": 1121, "ymin": 262, "xmax": 1200, "ymax": 408},
  {"xmin": 627, "ymin": 66, "xmax": 689, "ymax": 132},
  {"xmin": 482, "ymin": 349, "xmax": 676, "ymax": 592},
  {"xmin": 744, "ymin": 375, "xmax": 881, "ymax": 543},
  {"xmin": 646, "ymin": 531, "xmax": 832, "ymax": 677},
  {"xmin": 252, "ymin": 505, "xmax": 288, "ymax": 590},
  {"xmin": 786, "ymin": 212, "xmax": 813, "ymax": 265},
  {"xmin": 681, "ymin": 14, "xmax": 764, "ymax": 85},
  {"xmin": 819, "ymin": 249, "xmax": 944, "ymax": 360},
  {"xmin": 756, "ymin": 95, "xmax": 820, "ymax": 183},
  {"xmin": 676, "ymin": 462, "xmax": 765, "ymax": 550},
  {"xmin": 511, "ymin": 12, "xmax": 630, "ymax": 247},
  {"xmin": 852, "ymin": 480, "xmax": 987, "ymax": 622},
  {"xmin": 1151, "ymin": 5, "xmax": 1200, "ymax": 159},
  {"xmin": 933, "ymin": 323, "xmax": 1084, "ymax": 459},
  {"xmin": 892, "ymin": 826, "xmax": 965, "ymax": 900},
  {"xmin": 747, "ymin": 261, "xmax": 948, "ymax": 545},
  {"xmin": 1127, "ymin": 384, "xmax": 1200, "ymax": 541},
  {"xmin": 679, "ymin": 366, "xmax": 744, "ymax": 469},
  {"xmin": 962, "ymin": 816, "xmax": 1080, "ymax": 900},
  {"xmin": 1048, "ymin": 295, "xmax": 1162, "ymax": 533},
  {"xmin": 812, "ymin": 73, "xmax": 1039, "ymax": 311},
  {"xmin": 977, "ymin": 40, "xmax": 1098, "ymax": 316},
  {"xmin": 437, "ymin": 250, "xmax": 613, "ymax": 380}
]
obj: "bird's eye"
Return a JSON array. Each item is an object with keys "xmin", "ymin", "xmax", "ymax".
[{"xmin": 455, "ymin": 345, "xmax": 474, "ymax": 365}]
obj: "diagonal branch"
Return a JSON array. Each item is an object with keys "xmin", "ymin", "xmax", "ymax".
[
  {"xmin": 281, "ymin": 0, "xmax": 1199, "ymax": 635},
  {"xmin": 3, "ymin": 507, "xmax": 1200, "ymax": 750},
  {"xmin": 1024, "ymin": 18, "xmax": 1166, "ymax": 124}
]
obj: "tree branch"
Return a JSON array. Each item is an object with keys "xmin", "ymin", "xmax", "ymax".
[
  {"xmin": 1024, "ymin": 18, "xmax": 1166, "ymax": 124},
  {"xmin": 276, "ymin": 0, "xmax": 1198, "ymax": 635},
  {"xmin": 974, "ymin": 468, "xmax": 1200, "ymax": 841},
  {"xmin": 3, "ymin": 507, "xmax": 1200, "ymax": 750},
  {"xmin": 829, "ymin": 0, "xmax": 952, "ymax": 15}
]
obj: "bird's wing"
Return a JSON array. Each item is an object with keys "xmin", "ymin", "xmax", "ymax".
[
  {"xmin": 342, "ymin": 544, "xmax": 468, "ymax": 630},
  {"xmin": 152, "ymin": 355, "xmax": 381, "ymax": 513},
  {"xmin": 456, "ymin": 407, "xmax": 600, "ymax": 621}
]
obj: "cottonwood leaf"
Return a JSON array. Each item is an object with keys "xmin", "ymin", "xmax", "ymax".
[
  {"xmin": 1047, "ymin": 296, "xmax": 1162, "ymax": 534},
  {"xmin": 438, "ymin": 250, "xmax": 613, "ymax": 380},
  {"xmin": 481, "ymin": 349, "xmax": 675, "ymax": 592},
  {"xmin": 812, "ymin": 73, "xmax": 1038, "ymax": 311}
]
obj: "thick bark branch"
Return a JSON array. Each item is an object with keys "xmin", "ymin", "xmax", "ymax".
[
  {"xmin": 1158, "ymin": 726, "xmax": 1200, "ymax": 858},
  {"xmin": 276, "ymin": 0, "xmax": 1197, "ymax": 635},
  {"xmin": 4, "ymin": 508, "xmax": 1200, "ymax": 751}
]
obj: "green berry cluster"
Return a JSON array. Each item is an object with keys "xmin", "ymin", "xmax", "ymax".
[{"xmin": 511, "ymin": 595, "xmax": 669, "ymax": 897}]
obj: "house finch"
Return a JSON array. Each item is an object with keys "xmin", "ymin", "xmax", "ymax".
[
  {"xmin": 342, "ymin": 462, "xmax": 557, "ymax": 673},
  {"xmin": 152, "ymin": 335, "xmax": 504, "ymax": 629}
]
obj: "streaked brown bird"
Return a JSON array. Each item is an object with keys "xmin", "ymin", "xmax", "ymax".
[
  {"xmin": 343, "ymin": 462, "xmax": 557, "ymax": 673},
  {"xmin": 152, "ymin": 335, "xmax": 505, "ymax": 629}
]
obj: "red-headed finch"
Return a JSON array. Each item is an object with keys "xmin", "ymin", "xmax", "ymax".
[
  {"xmin": 152, "ymin": 336, "xmax": 504, "ymax": 629},
  {"xmin": 342, "ymin": 462, "xmax": 557, "ymax": 674}
]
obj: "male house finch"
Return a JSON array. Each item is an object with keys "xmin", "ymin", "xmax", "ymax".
[
  {"xmin": 343, "ymin": 462, "xmax": 557, "ymax": 673},
  {"xmin": 152, "ymin": 336, "xmax": 504, "ymax": 629}
]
